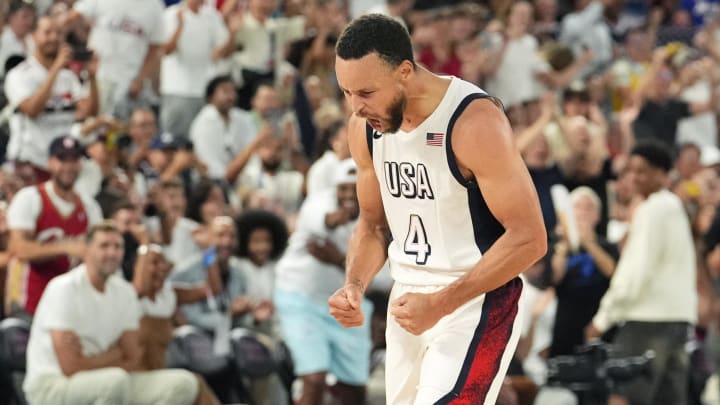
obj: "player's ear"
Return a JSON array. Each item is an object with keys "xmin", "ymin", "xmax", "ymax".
[{"xmin": 397, "ymin": 60, "xmax": 414, "ymax": 81}]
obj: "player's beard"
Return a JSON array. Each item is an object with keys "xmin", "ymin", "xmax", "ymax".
[{"xmin": 385, "ymin": 91, "xmax": 406, "ymax": 134}]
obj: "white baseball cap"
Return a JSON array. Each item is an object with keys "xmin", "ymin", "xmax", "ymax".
[{"xmin": 334, "ymin": 159, "xmax": 358, "ymax": 185}]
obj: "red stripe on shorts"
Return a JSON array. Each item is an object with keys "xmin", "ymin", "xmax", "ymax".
[{"xmin": 435, "ymin": 277, "xmax": 523, "ymax": 405}]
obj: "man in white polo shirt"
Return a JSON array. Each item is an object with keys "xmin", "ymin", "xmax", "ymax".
[
  {"xmin": 23, "ymin": 221, "xmax": 199, "ymax": 405},
  {"xmin": 190, "ymin": 75, "xmax": 256, "ymax": 181},
  {"xmin": 4, "ymin": 16, "xmax": 97, "ymax": 183}
]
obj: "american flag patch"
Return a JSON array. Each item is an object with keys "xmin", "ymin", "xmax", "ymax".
[{"xmin": 426, "ymin": 132, "xmax": 444, "ymax": 146}]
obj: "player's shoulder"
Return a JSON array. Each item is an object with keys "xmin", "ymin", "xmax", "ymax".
[
  {"xmin": 449, "ymin": 94, "xmax": 513, "ymax": 160},
  {"xmin": 453, "ymin": 95, "xmax": 507, "ymax": 132}
]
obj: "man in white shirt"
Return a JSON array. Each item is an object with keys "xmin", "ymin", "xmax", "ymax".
[
  {"xmin": 235, "ymin": 136, "xmax": 305, "ymax": 217},
  {"xmin": 274, "ymin": 159, "xmax": 371, "ymax": 405},
  {"xmin": 587, "ymin": 142, "xmax": 697, "ymax": 405},
  {"xmin": 22, "ymin": 221, "xmax": 199, "ymax": 405},
  {"xmin": 190, "ymin": 75, "xmax": 256, "ymax": 180},
  {"xmin": 70, "ymin": 0, "xmax": 164, "ymax": 119},
  {"xmin": 0, "ymin": 0, "xmax": 35, "ymax": 78},
  {"xmin": 161, "ymin": 0, "xmax": 239, "ymax": 139},
  {"xmin": 4, "ymin": 16, "xmax": 97, "ymax": 182}
]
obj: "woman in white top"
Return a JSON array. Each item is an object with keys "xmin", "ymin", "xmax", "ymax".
[{"xmin": 235, "ymin": 209, "xmax": 289, "ymax": 336}]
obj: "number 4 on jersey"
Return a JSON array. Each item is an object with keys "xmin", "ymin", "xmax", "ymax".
[{"xmin": 404, "ymin": 214, "xmax": 431, "ymax": 265}]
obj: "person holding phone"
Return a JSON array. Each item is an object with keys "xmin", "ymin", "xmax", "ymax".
[{"xmin": 4, "ymin": 16, "xmax": 98, "ymax": 183}]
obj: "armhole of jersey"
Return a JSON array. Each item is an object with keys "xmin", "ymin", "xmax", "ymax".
[
  {"xmin": 365, "ymin": 122, "xmax": 374, "ymax": 160},
  {"xmin": 445, "ymin": 93, "xmax": 507, "ymax": 253},
  {"xmin": 445, "ymin": 93, "xmax": 496, "ymax": 188}
]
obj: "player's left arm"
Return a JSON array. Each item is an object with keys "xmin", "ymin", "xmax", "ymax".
[{"xmin": 434, "ymin": 98, "xmax": 547, "ymax": 314}]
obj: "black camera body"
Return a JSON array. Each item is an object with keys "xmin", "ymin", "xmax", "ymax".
[{"xmin": 546, "ymin": 342, "xmax": 655, "ymax": 400}]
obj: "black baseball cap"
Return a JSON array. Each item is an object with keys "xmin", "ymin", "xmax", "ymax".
[{"xmin": 49, "ymin": 135, "xmax": 84, "ymax": 160}]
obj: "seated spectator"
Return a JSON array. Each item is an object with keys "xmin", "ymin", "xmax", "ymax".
[
  {"xmin": 121, "ymin": 108, "xmax": 159, "ymax": 176},
  {"xmin": 274, "ymin": 159, "xmax": 371, "ymax": 405},
  {"xmin": 147, "ymin": 132, "xmax": 201, "ymax": 185},
  {"xmin": 186, "ymin": 178, "xmax": 230, "ymax": 250},
  {"xmin": 171, "ymin": 216, "xmax": 252, "ymax": 332},
  {"xmin": 171, "ymin": 216, "xmax": 283, "ymax": 404},
  {"xmin": 190, "ymin": 76, "xmax": 256, "ymax": 181},
  {"xmin": 233, "ymin": 136, "xmax": 305, "ymax": 221},
  {"xmin": 132, "ymin": 243, "xmax": 221, "ymax": 405},
  {"xmin": 5, "ymin": 136, "xmax": 102, "ymax": 317},
  {"xmin": 235, "ymin": 209, "xmax": 289, "ymax": 335},
  {"xmin": 23, "ymin": 222, "xmax": 199, "ymax": 405},
  {"xmin": 110, "ymin": 199, "xmax": 151, "ymax": 281},
  {"xmin": 147, "ymin": 178, "xmax": 201, "ymax": 266}
]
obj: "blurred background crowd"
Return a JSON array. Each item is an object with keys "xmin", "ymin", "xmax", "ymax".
[{"xmin": 0, "ymin": 0, "xmax": 717, "ymax": 403}]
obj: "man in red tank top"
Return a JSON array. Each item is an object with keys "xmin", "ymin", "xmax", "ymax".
[{"xmin": 5, "ymin": 136, "xmax": 102, "ymax": 317}]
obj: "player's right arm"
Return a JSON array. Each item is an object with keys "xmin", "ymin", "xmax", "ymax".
[{"xmin": 329, "ymin": 114, "xmax": 390, "ymax": 328}]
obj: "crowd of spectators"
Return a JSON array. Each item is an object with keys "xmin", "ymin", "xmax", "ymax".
[{"xmin": 0, "ymin": 0, "xmax": 719, "ymax": 404}]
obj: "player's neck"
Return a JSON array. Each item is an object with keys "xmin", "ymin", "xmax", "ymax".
[{"xmin": 400, "ymin": 68, "xmax": 451, "ymax": 131}]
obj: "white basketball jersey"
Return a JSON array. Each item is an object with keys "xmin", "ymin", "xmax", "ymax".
[{"xmin": 367, "ymin": 77, "xmax": 504, "ymax": 286}]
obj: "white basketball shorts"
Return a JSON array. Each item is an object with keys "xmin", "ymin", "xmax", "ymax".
[{"xmin": 385, "ymin": 277, "xmax": 524, "ymax": 405}]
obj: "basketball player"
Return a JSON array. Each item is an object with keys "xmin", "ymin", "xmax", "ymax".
[{"xmin": 328, "ymin": 14, "xmax": 547, "ymax": 404}]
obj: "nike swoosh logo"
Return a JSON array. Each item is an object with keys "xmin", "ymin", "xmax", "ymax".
[{"xmin": 372, "ymin": 131, "xmax": 382, "ymax": 139}]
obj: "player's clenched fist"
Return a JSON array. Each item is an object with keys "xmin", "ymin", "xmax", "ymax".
[
  {"xmin": 328, "ymin": 283, "xmax": 364, "ymax": 328},
  {"xmin": 390, "ymin": 292, "xmax": 444, "ymax": 336}
]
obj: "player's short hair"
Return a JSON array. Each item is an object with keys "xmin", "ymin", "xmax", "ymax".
[
  {"xmin": 336, "ymin": 14, "xmax": 415, "ymax": 69},
  {"xmin": 631, "ymin": 141, "xmax": 673, "ymax": 172}
]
